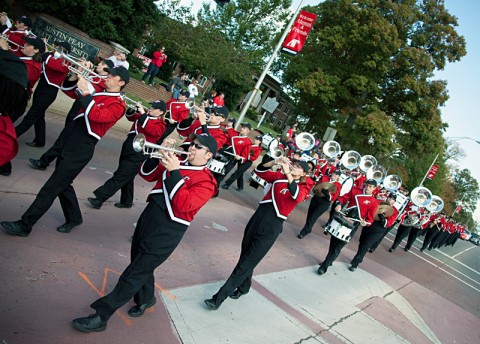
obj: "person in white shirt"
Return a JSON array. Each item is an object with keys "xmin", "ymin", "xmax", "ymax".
[
  {"xmin": 188, "ymin": 79, "xmax": 199, "ymax": 99},
  {"xmin": 108, "ymin": 51, "xmax": 130, "ymax": 70}
]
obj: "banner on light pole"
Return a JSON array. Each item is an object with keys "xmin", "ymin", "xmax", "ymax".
[{"xmin": 281, "ymin": 10, "xmax": 317, "ymax": 56}]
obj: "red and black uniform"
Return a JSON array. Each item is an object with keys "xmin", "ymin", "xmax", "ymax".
[
  {"xmin": 222, "ymin": 143, "xmax": 262, "ymax": 190},
  {"xmin": 34, "ymin": 76, "xmax": 107, "ymax": 168},
  {"xmin": 390, "ymin": 204, "xmax": 420, "ymax": 251},
  {"xmin": 298, "ymin": 177, "xmax": 342, "ymax": 238},
  {"xmin": 91, "ymin": 109, "xmax": 166, "ymax": 207},
  {"xmin": 369, "ymin": 203, "xmax": 400, "ymax": 253},
  {"xmin": 16, "ymin": 90, "xmax": 126, "ymax": 233},
  {"xmin": 15, "ymin": 52, "xmax": 70, "ymax": 147},
  {"xmin": 405, "ymin": 211, "xmax": 432, "ymax": 250},
  {"xmin": 216, "ymin": 135, "xmax": 252, "ymax": 185},
  {"xmin": 420, "ymin": 214, "xmax": 444, "ymax": 251},
  {"xmin": 1, "ymin": 28, "xmax": 28, "ymax": 57},
  {"xmin": 0, "ymin": 114, "xmax": 18, "ymax": 166},
  {"xmin": 19, "ymin": 55, "xmax": 42, "ymax": 98},
  {"xmin": 431, "ymin": 218, "xmax": 451, "ymax": 249},
  {"xmin": 209, "ymin": 162, "xmax": 312, "ymax": 308},
  {"xmin": 158, "ymin": 98, "xmax": 189, "ymax": 144},
  {"xmin": 177, "ymin": 118, "xmax": 228, "ymax": 150},
  {"xmin": 89, "ymin": 158, "xmax": 216, "ymax": 320}
]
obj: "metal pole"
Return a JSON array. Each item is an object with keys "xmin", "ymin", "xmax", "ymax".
[
  {"xmin": 234, "ymin": 0, "xmax": 307, "ymax": 131},
  {"xmin": 451, "ymin": 194, "xmax": 466, "ymax": 217},
  {"xmin": 419, "ymin": 154, "xmax": 439, "ymax": 187}
]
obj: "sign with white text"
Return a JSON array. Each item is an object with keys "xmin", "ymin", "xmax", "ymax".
[{"xmin": 282, "ymin": 10, "xmax": 317, "ymax": 56}]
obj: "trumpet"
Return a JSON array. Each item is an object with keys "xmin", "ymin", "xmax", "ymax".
[
  {"xmin": 185, "ymin": 99, "xmax": 206, "ymax": 113},
  {"xmin": 53, "ymin": 46, "xmax": 103, "ymax": 84},
  {"xmin": 132, "ymin": 134, "xmax": 190, "ymax": 159},
  {"xmin": 0, "ymin": 33, "xmax": 24, "ymax": 51},
  {"xmin": 121, "ymin": 94, "xmax": 151, "ymax": 112},
  {"xmin": 276, "ymin": 156, "xmax": 295, "ymax": 174}
]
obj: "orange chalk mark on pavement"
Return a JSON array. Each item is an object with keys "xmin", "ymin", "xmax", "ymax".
[{"xmin": 78, "ymin": 268, "xmax": 176, "ymax": 326}]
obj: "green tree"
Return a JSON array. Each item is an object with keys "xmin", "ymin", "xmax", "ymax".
[{"xmin": 21, "ymin": 0, "xmax": 160, "ymax": 51}]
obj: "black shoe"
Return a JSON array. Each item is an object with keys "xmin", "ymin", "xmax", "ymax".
[
  {"xmin": 26, "ymin": 141, "xmax": 44, "ymax": 148},
  {"xmin": 317, "ymin": 266, "xmax": 327, "ymax": 275},
  {"xmin": 1, "ymin": 220, "xmax": 30, "ymax": 237},
  {"xmin": 349, "ymin": 265, "xmax": 357, "ymax": 272},
  {"xmin": 297, "ymin": 232, "xmax": 306, "ymax": 239},
  {"xmin": 235, "ymin": 187, "xmax": 243, "ymax": 191},
  {"xmin": 72, "ymin": 314, "xmax": 107, "ymax": 333},
  {"xmin": 404, "ymin": 247, "xmax": 409, "ymax": 252},
  {"xmin": 388, "ymin": 248, "xmax": 394, "ymax": 253},
  {"xmin": 204, "ymin": 298, "xmax": 220, "ymax": 310},
  {"xmin": 420, "ymin": 248, "xmax": 425, "ymax": 252},
  {"xmin": 114, "ymin": 202, "xmax": 132, "ymax": 209},
  {"xmin": 221, "ymin": 184, "xmax": 229, "ymax": 190},
  {"xmin": 29, "ymin": 158, "xmax": 48, "ymax": 170},
  {"xmin": 57, "ymin": 221, "xmax": 83, "ymax": 233},
  {"xmin": 127, "ymin": 296, "xmax": 156, "ymax": 317},
  {"xmin": 87, "ymin": 197, "xmax": 102, "ymax": 209},
  {"xmin": 323, "ymin": 230, "xmax": 328, "ymax": 235},
  {"xmin": 368, "ymin": 248, "xmax": 374, "ymax": 253},
  {"xmin": 0, "ymin": 168, "xmax": 11, "ymax": 176},
  {"xmin": 229, "ymin": 289, "xmax": 247, "ymax": 300}
]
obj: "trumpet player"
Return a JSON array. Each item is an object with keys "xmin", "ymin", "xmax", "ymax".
[
  {"xmin": 157, "ymin": 89, "xmax": 190, "ymax": 144},
  {"xmin": 204, "ymin": 159, "xmax": 312, "ymax": 310},
  {"xmin": 1, "ymin": 66, "xmax": 129, "ymax": 237},
  {"xmin": 72, "ymin": 133, "xmax": 218, "ymax": 333},
  {"xmin": 15, "ymin": 41, "xmax": 72, "ymax": 148},
  {"xmin": 28, "ymin": 58, "xmax": 114, "ymax": 172},
  {"xmin": 87, "ymin": 100, "xmax": 167, "ymax": 210},
  {"xmin": 0, "ymin": 14, "xmax": 33, "ymax": 57}
]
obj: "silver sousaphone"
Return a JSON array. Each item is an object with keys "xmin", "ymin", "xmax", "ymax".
[
  {"xmin": 359, "ymin": 155, "xmax": 377, "ymax": 172},
  {"xmin": 426, "ymin": 195, "xmax": 444, "ymax": 213},
  {"xmin": 410, "ymin": 186, "xmax": 433, "ymax": 208},
  {"xmin": 322, "ymin": 141, "xmax": 341, "ymax": 158},
  {"xmin": 366, "ymin": 165, "xmax": 387, "ymax": 184}
]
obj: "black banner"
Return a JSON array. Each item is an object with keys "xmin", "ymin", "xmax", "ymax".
[{"xmin": 33, "ymin": 17, "xmax": 99, "ymax": 61}]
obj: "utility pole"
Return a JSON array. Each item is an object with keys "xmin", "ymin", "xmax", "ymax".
[{"xmin": 419, "ymin": 154, "xmax": 439, "ymax": 187}]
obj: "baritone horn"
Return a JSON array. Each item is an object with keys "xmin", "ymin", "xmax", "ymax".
[
  {"xmin": 322, "ymin": 141, "xmax": 341, "ymax": 158},
  {"xmin": 366, "ymin": 165, "xmax": 387, "ymax": 183},
  {"xmin": 383, "ymin": 174, "xmax": 402, "ymax": 192},
  {"xmin": 426, "ymin": 195, "xmax": 444, "ymax": 213},
  {"xmin": 410, "ymin": 187, "xmax": 433, "ymax": 208},
  {"xmin": 341, "ymin": 150, "xmax": 361, "ymax": 170},
  {"xmin": 359, "ymin": 155, "xmax": 377, "ymax": 172},
  {"xmin": 295, "ymin": 132, "xmax": 315, "ymax": 151},
  {"xmin": 132, "ymin": 134, "xmax": 190, "ymax": 159}
]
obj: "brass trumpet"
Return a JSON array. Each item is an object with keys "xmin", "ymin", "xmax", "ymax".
[
  {"xmin": 132, "ymin": 134, "xmax": 190, "ymax": 159},
  {"xmin": 0, "ymin": 33, "xmax": 24, "ymax": 51},
  {"xmin": 121, "ymin": 94, "xmax": 151, "ymax": 112},
  {"xmin": 53, "ymin": 47, "xmax": 103, "ymax": 84}
]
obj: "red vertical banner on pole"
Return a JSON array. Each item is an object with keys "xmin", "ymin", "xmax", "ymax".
[
  {"xmin": 426, "ymin": 165, "xmax": 439, "ymax": 180},
  {"xmin": 455, "ymin": 205, "xmax": 462, "ymax": 213},
  {"xmin": 281, "ymin": 10, "xmax": 317, "ymax": 55}
]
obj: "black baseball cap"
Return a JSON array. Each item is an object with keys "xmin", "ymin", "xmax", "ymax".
[
  {"xmin": 0, "ymin": 50, "xmax": 28, "ymax": 90},
  {"xmin": 387, "ymin": 192, "xmax": 397, "ymax": 200},
  {"xmin": 101, "ymin": 58, "xmax": 115, "ymax": 69},
  {"xmin": 228, "ymin": 117, "xmax": 236, "ymax": 125},
  {"xmin": 16, "ymin": 15, "xmax": 33, "ymax": 28},
  {"xmin": 365, "ymin": 179, "xmax": 378, "ymax": 187},
  {"xmin": 333, "ymin": 170, "xmax": 342, "ymax": 175},
  {"xmin": 255, "ymin": 135, "xmax": 263, "ymax": 141},
  {"xmin": 150, "ymin": 100, "xmax": 167, "ymax": 112},
  {"xmin": 213, "ymin": 106, "xmax": 229, "ymax": 117},
  {"xmin": 294, "ymin": 160, "xmax": 310, "ymax": 173},
  {"xmin": 23, "ymin": 36, "xmax": 46, "ymax": 54},
  {"xmin": 107, "ymin": 66, "xmax": 130, "ymax": 84},
  {"xmin": 55, "ymin": 41, "xmax": 72, "ymax": 53},
  {"xmin": 189, "ymin": 133, "xmax": 218, "ymax": 156},
  {"xmin": 179, "ymin": 90, "xmax": 190, "ymax": 98},
  {"xmin": 241, "ymin": 122, "xmax": 252, "ymax": 130}
]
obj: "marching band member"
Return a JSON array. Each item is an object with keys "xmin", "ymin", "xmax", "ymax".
[
  {"xmin": 72, "ymin": 133, "xmax": 218, "ymax": 332},
  {"xmin": 218, "ymin": 122, "xmax": 252, "ymax": 187},
  {"xmin": 348, "ymin": 193, "xmax": 396, "ymax": 271},
  {"xmin": 15, "ymin": 41, "xmax": 72, "ymax": 148},
  {"xmin": 157, "ymin": 89, "xmax": 190, "ymax": 144},
  {"xmin": 1, "ymin": 66, "xmax": 129, "ymax": 236},
  {"xmin": 87, "ymin": 100, "xmax": 167, "ymax": 210},
  {"xmin": 368, "ymin": 193, "xmax": 400, "ymax": 253},
  {"xmin": 420, "ymin": 212, "xmax": 446, "ymax": 252},
  {"xmin": 430, "ymin": 216, "xmax": 452, "ymax": 249},
  {"xmin": 204, "ymin": 158, "xmax": 312, "ymax": 310},
  {"xmin": 0, "ymin": 14, "xmax": 33, "ymax": 57},
  {"xmin": 404, "ymin": 209, "xmax": 431, "ymax": 251},
  {"xmin": 388, "ymin": 202, "xmax": 419, "ymax": 252},
  {"xmin": 222, "ymin": 117, "xmax": 239, "ymax": 142},
  {"xmin": 220, "ymin": 135, "xmax": 262, "ymax": 191},
  {"xmin": 317, "ymin": 179, "xmax": 378, "ymax": 275},
  {"xmin": 297, "ymin": 170, "xmax": 342, "ymax": 239},
  {"xmin": 28, "ymin": 58, "xmax": 114, "ymax": 171}
]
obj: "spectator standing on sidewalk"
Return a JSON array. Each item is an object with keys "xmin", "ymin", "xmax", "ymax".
[
  {"xmin": 141, "ymin": 47, "xmax": 167, "ymax": 86},
  {"xmin": 188, "ymin": 79, "xmax": 199, "ymax": 99},
  {"xmin": 168, "ymin": 73, "xmax": 186, "ymax": 99}
]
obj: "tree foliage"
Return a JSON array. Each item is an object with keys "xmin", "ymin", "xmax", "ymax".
[{"xmin": 20, "ymin": 0, "xmax": 160, "ymax": 51}]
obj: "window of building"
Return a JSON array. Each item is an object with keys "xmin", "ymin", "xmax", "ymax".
[{"xmin": 197, "ymin": 75, "xmax": 208, "ymax": 88}]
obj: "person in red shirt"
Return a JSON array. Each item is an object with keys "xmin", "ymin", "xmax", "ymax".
[
  {"xmin": 368, "ymin": 193, "xmax": 400, "ymax": 253},
  {"xmin": 204, "ymin": 159, "xmax": 312, "ymax": 310},
  {"xmin": 1, "ymin": 66, "xmax": 129, "ymax": 236},
  {"xmin": 213, "ymin": 92, "xmax": 225, "ymax": 107},
  {"xmin": 87, "ymin": 100, "xmax": 167, "ymax": 209},
  {"xmin": 298, "ymin": 170, "xmax": 342, "ymax": 239},
  {"xmin": 157, "ymin": 89, "xmax": 190, "ymax": 144},
  {"xmin": 0, "ymin": 14, "xmax": 33, "ymax": 57},
  {"xmin": 221, "ymin": 135, "xmax": 262, "ymax": 191},
  {"xmin": 141, "ymin": 46, "xmax": 167, "ymax": 86},
  {"xmin": 72, "ymin": 133, "xmax": 218, "ymax": 332},
  {"xmin": 15, "ymin": 41, "xmax": 72, "ymax": 148}
]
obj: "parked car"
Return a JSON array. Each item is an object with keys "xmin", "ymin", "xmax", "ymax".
[
  {"xmin": 469, "ymin": 233, "xmax": 479, "ymax": 246},
  {"xmin": 460, "ymin": 229, "xmax": 472, "ymax": 241}
]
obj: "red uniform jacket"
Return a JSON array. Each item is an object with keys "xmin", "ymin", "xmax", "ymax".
[
  {"xmin": 139, "ymin": 161, "xmax": 217, "ymax": 225},
  {"xmin": 41, "ymin": 54, "xmax": 71, "ymax": 88},
  {"xmin": 228, "ymin": 135, "xmax": 252, "ymax": 163},
  {"xmin": 248, "ymin": 145, "xmax": 262, "ymax": 162},
  {"xmin": 255, "ymin": 169, "xmax": 312, "ymax": 220},
  {"xmin": 20, "ymin": 56, "xmax": 41, "ymax": 95},
  {"xmin": 338, "ymin": 186, "xmax": 379, "ymax": 225},
  {"xmin": 125, "ymin": 111, "xmax": 166, "ymax": 144},
  {"xmin": 72, "ymin": 91, "xmax": 126, "ymax": 140},
  {"xmin": 326, "ymin": 180, "xmax": 342, "ymax": 202},
  {"xmin": 166, "ymin": 98, "xmax": 189, "ymax": 123},
  {"xmin": 2, "ymin": 29, "xmax": 27, "ymax": 57},
  {"xmin": 0, "ymin": 115, "xmax": 18, "ymax": 165},
  {"xmin": 177, "ymin": 119, "xmax": 229, "ymax": 150},
  {"xmin": 354, "ymin": 174, "xmax": 366, "ymax": 188}
]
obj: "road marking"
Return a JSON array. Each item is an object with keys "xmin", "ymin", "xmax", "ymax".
[
  {"xmin": 451, "ymin": 245, "xmax": 476, "ymax": 258},
  {"xmin": 383, "ymin": 236, "xmax": 480, "ymax": 292}
]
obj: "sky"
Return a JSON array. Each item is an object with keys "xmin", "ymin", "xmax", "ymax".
[{"xmin": 179, "ymin": 0, "xmax": 480, "ymax": 223}]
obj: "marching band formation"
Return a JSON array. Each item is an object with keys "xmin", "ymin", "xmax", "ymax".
[{"xmin": 0, "ymin": 12, "xmax": 469, "ymax": 333}]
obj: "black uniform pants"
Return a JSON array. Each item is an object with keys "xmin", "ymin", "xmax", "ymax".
[
  {"xmin": 211, "ymin": 203, "xmax": 284, "ymax": 307},
  {"xmin": 300, "ymin": 195, "xmax": 332, "ymax": 235},
  {"xmin": 93, "ymin": 134, "xmax": 144, "ymax": 206},
  {"xmin": 15, "ymin": 77, "xmax": 59, "ymax": 146},
  {"xmin": 432, "ymin": 231, "xmax": 448, "ymax": 248},
  {"xmin": 351, "ymin": 222, "xmax": 386, "ymax": 268},
  {"xmin": 215, "ymin": 158, "xmax": 239, "ymax": 185},
  {"xmin": 320, "ymin": 223, "xmax": 360, "ymax": 270},
  {"xmin": 421, "ymin": 225, "xmax": 440, "ymax": 250},
  {"xmin": 369, "ymin": 225, "xmax": 393, "ymax": 252},
  {"xmin": 391, "ymin": 224, "xmax": 412, "ymax": 250},
  {"xmin": 405, "ymin": 227, "xmax": 423, "ymax": 250},
  {"xmin": 224, "ymin": 160, "xmax": 252, "ymax": 189},
  {"xmin": 91, "ymin": 197, "xmax": 187, "ymax": 319}
]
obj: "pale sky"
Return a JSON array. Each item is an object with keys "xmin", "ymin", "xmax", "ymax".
[{"xmin": 180, "ymin": 0, "xmax": 480, "ymax": 223}]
